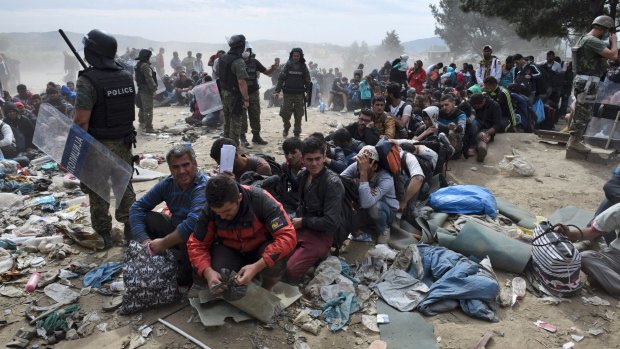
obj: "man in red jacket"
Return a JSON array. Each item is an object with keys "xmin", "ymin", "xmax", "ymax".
[{"xmin": 187, "ymin": 175, "xmax": 297, "ymax": 291}]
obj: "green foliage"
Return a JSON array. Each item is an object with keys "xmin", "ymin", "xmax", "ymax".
[
  {"xmin": 377, "ymin": 30, "xmax": 404, "ymax": 59},
  {"xmin": 343, "ymin": 41, "xmax": 370, "ymax": 73},
  {"xmin": 459, "ymin": 0, "xmax": 615, "ymax": 40}
]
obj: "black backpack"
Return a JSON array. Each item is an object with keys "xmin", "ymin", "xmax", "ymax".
[{"xmin": 248, "ymin": 153, "xmax": 283, "ymax": 176}]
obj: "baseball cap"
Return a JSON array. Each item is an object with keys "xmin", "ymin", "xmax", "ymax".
[
  {"xmin": 357, "ymin": 145, "xmax": 379, "ymax": 162},
  {"xmin": 483, "ymin": 45, "xmax": 492, "ymax": 51}
]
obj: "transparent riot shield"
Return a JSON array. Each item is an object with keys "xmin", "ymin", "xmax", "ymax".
[
  {"xmin": 585, "ymin": 79, "xmax": 620, "ymax": 149},
  {"xmin": 33, "ymin": 103, "xmax": 132, "ymax": 208},
  {"xmin": 193, "ymin": 81, "xmax": 222, "ymax": 115}
]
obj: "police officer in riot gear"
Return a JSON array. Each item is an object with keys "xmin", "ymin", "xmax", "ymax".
[
  {"xmin": 74, "ymin": 29, "xmax": 137, "ymax": 248},
  {"xmin": 135, "ymin": 48, "xmax": 157, "ymax": 133},
  {"xmin": 274, "ymin": 48, "xmax": 311, "ymax": 138},
  {"xmin": 218, "ymin": 34, "xmax": 250, "ymax": 147},
  {"xmin": 569, "ymin": 15, "xmax": 618, "ymax": 154},
  {"xmin": 241, "ymin": 47, "xmax": 277, "ymax": 146}
]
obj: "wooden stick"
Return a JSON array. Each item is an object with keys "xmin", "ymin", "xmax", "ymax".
[
  {"xmin": 158, "ymin": 318, "xmax": 212, "ymax": 349},
  {"xmin": 471, "ymin": 330, "xmax": 494, "ymax": 349}
]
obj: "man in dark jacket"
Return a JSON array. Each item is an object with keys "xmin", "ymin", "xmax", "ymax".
[
  {"xmin": 345, "ymin": 108, "xmax": 380, "ymax": 146},
  {"xmin": 469, "ymin": 93, "xmax": 503, "ymax": 162},
  {"xmin": 285, "ymin": 136, "xmax": 345, "ymax": 281},
  {"xmin": 187, "ymin": 175, "xmax": 297, "ymax": 291}
]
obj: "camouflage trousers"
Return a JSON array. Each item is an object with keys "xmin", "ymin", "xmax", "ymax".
[
  {"xmin": 569, "ymin": 75, "xmax": 600, "ymax": 140},
  {"xmin": 80, "ymin": 139, "xmax": 136, "ymax": 235},
  {"xmin": 241, "ymin": 90, "xmax": 261, "ymax": 134},
  {"xmin": 222, "ymin": 90, "xmax": 243, "ymax": 146},
  {"xmin": 138, "ymin": 90, "xmax": 154, "ymax": 129},
  {"xmin": 279, "ymin": 93, "xmax": 305, "ymax": 135}
]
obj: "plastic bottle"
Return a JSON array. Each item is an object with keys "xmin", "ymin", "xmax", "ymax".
[
  {"xmin": 110, "ymin": 281, "xmax": 125, "ymax": 291},
  {"xmin": 30, "ymin": 155, "xmax": 53, "ymax": 167},
  {"xmin": 512, "ymin": 277, "xmax": 527, "ymax": 300},
  {"xmin": 60, "ymin": 196, "xmax": 89, "ymax": 209},
  {"xmin": 25, "ymin": 272, "xmax": 41, "ymax": 292}
]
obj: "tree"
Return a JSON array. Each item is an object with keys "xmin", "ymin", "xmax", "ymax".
[
  {"xmin": 459, "ymin": 0, "xmax": 619, "ymax": 40},
  {"xmin": 430, "ymin": 0, "xmax": 518, "ymax": 54},
  {"xmin": 377, "ymin": 30, "xmax": 404, "ymax": 60}
]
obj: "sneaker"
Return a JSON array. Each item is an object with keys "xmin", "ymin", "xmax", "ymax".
[
  {"xmin": 350, "ymin": 231, "xmax": 373, "ymax": 242},
  {"xmin": 376, "ymin": 227, "xmax": 391, "ymax": 244},
  {"xmin": 438, "ymin": 132, "xmax": 455, "ymax": 157}
]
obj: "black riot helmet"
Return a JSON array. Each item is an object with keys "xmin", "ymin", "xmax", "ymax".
[
  {"xmin": 83, "ymin": 29, "xmax": 120, "ymax": 70},
  {"xmin": 136, "ymin": 49, "xmax": 152, "ymax": 62},
  {"xmin": 228, "ymin": 34, "xmax": 246, "ymax": 49}
]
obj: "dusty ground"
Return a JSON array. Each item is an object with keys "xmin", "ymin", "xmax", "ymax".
[{"xmin": 1, "ymin": 100, "xmax": 619, "ymax": 349}]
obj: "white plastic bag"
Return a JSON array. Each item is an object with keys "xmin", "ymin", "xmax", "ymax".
[{"xmin": 498, "ymin": 155, "xmax": 535, "ymax": 177}]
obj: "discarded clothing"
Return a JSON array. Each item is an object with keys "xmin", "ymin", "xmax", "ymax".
[
  {"xmin": 322, "ymin": 291, "xmax": 360, "ymax": 331},
  {"xmin": 374, "ymin": 268, "xmax": 429, "ymax": 311},
  {"xmin": 416, "ymin": 244, "xmax": 499, "ymax": 321},
  {"xmin": 83, "ymin": 261, "xmax": 123, "ymax": 288}
]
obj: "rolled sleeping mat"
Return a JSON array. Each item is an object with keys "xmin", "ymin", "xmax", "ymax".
[
  {"xmin": 495, "ymin": 197, "xmax": 536, "ymax": 230},
  {"xmin": 548, "ymin": 206, "xmax": 594, "ymax": 228},
  {"xmin": 450, "ymin": 219, "xmax": 532, "ymax": 273},
  {"xmin": 389, "ymin": 222, "xmax": 419, "ymax": 251}
]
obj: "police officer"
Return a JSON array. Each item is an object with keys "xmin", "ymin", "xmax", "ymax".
[
  {"xmin": 218, "ymin": 34, "xmax": 250, "ymax": 147},
  {"xmin": 135, "ymin": 49, "xmax": 157, "ymax": 133},
  {"xmin": 73, "ymin": 29, "xmax": 136, "ymax": 248},
  {"xmin": 274, "ymin": 48, "xmax": 311, "ymax": 138},
  {"xmin": 569, "ymin": 15, "xmax": 618, "ymax": 154},
  {"xmin": 241, "ymin": 48, "xmax": 277, "ymax": 146}
]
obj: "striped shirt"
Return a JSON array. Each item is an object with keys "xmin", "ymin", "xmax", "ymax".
[{"xmin": 130, "ymin": 171, "xmax": 209, "ymax": 242}]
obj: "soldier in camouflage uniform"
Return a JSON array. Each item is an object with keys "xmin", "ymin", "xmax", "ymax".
[
  {"xmin": 274, "ymin": 48, "xmax": 311, "ymax": 138},
  {"xmin": 74, "ymin": 29, "xmax": 136, "ymax": 248},
  {"xmin": 240, "ymin": 50, "xmax": 277, "ymax": 147},
  {"xmin": 219, "ymin": 35, "xmax": 250, "ymax": 147},
  {"xmin": 135, "ymin": 49, "xmax": 157, "ymax": 133},
  {"xmin": 569, "ymin": 15, "xmax": 618, "ymax": 154}
]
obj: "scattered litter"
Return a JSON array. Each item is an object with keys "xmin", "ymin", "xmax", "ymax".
[
  {"xmin": 96, "ymin": 322, "xmax": 107, "ymax": 332},
  {"xmin": 43, "ymin": 283, "xmax": 80, "ymax": 304},
  {"xmin": 139, "ymin": 325, "xmax": 152, "ymax": 337},
  {"xmin": 293, "ymin": 339, "xmax": 311, "ymax": 349},
  {"xmin": 533, "ymin": 320, "xmax": 557, "ymax": 333},
  {"xmin": 604, "ymin": 310, "xmax": 616, "ymax": 321},
  {"xmin": 538, "ymin": 296, "xmax": 571, "ymax": 305},
  {"xmin": 571, "ymin": 335, "xmax": 584, "ymax": 342},
  {"xmin": 581, "ymin": 296, "xmax": 611, "ymax": 306},
  {"xmin": 0, "ymin": 285, "xmax": 24, "ymax": 298},
  {"xmin": 376, "ymin": 314, "xmax": 389, "ymax": 324},
  {"xmin": 562, "ymin": 342, "xmax": 575, "ymax": 349},
  {"xmin": 588, "ymin": 328, "xmax": 604, "ymax": 336},
  {"xmin": 83, "ymin": 261, "xmax": 123, "ymax": 288},
  {"xmin": 362, "ymin": 314, "xmax": 379, "ymax": 332},
  {"xmin": 498, "ymin": 155, "xmax": 535, "ymax": 177},
  {"xmin": 368, "ymin": 244, "xmax": 397, "ymax": 260}
]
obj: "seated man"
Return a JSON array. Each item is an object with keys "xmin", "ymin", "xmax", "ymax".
[
  {"xmin": 468, "ymin": 93, "xmax": 503, "ymax": 162},
  {"xmin": 331, "ymin": 127, "xmax": 364, "ymax": 166},
  {"xmin": 46, "ymin": 86, "xmax": 75, "ymax": 118},
  {"xmin": 558, "ymin": 203, "xmax": 620, "ymax": 298},
  {"xmin": 0, "ymin": 116, "xmax": 16, "ymax": 159},
  {"xmin": 281, "ymin": 137, "xmax": 304, "ymax": 213},
  {"xmin": 174, "ymin": 71, "xmax": 194, "ymax": 106},
  {"xmin": 385, "ymin": 82, "xmax": 412, "ymax": 139},
  {"xmin": 13, "ymin": 84, "xmax": 34, "ymax": 106},
  {"xmin": 370, "ymin": 96, "xmax": 396, "ymax": 139},
  {"xmin": 129, "ymin": 145, "xmax": 208, "ymax": 286},
  {"xmin": 310, "ymin": 132, "xmax": 348, "ymax": 173},
  {"xmin": 209, "ymin": 137, "xmax": 272, "ymax": 180},
  {"xmin": 327, "ymin": 76, "xmax": 349, "ymax": 112},
  {"xmin": 482, "ymin": 76, "xmax": 515, "ymax": 132},
  {"xmin": 187, "ymin": 174, "xmax": 297, "ymax": 291},
  {"xmin": 285, "ymin": 136, "xmax": 345, "ymax": 282},
  {"xmin": 3, "ymin": 102, "xmax": 35, "ymax": 151},
  {"xmin": 438, "ymin": 94, "xmax": 466, "ymax": 158},
  {"xmin": 341, "ymin": 145, "xmax": 398, "ymax": 244},
  {"xmin": 345, "ymin": 108, "xmax": 380, "ymax": 146},
  {"xmin": 15, "ymin": 102, "xmax": 37, "ymax": 123}
]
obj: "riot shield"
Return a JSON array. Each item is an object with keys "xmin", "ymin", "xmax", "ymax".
[
  {"xmin": 193, "ymin": 81, "xmax": 222, "ymax": 115},
  {"xmin": 33, "ymin": 103, "xmax": 132, "ymax": 208},
  {"xmin": 585, "ymin": 78, "xmax": 620, "ymax": 149}
]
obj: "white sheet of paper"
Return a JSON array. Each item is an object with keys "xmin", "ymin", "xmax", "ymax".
[{"xmin": 220, "ymin": 144, "xmax": 236, "ymax": 173}]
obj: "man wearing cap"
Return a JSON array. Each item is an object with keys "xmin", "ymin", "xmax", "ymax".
[
  {"xmin": 219, "ymin": 35, "xmax": 250, "ymax": 147},
  {"xmin": 341, "ymin": 145, "xmax": 398, "ymax": 244},
  {"xmin": 135, "ymin": 49, "xmax": 157, "ymax": 133},
  {"xmin": 568, "ymin": 15, "xmax": 618, "ymax": 154},
  {"xmin": 73, "ymin": 29, "xmax": 137, "ymax": 248},
  {"xmin": 475, "ymin": 45, "xmax": 502, "ymax": 86},
  {"xmin": 274, "ymin": 48, "xmax": 311, "ymax": 138}
]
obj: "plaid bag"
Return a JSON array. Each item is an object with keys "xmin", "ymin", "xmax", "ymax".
[
  {"xmin": 120, "ymin": 241, "xmax": 182, "ymax": 314},
  {"xmin": 530, "ymin": 221, "xmax": 582, "ymax": 297}
]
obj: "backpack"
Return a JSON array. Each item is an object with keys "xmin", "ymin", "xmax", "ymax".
[
  {"xmin": 530, "ymin": 221, "xmax": 582, "ymax": 297},
  {"xmin": 249, "ymin": 153, "xmax": 283, "ymax": 176}
]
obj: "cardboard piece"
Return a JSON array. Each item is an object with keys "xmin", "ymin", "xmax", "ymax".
[
  {"xmin": 132, "ymin": 168, "xmax": 168, "ymax": 182},
  {"xmin": 377, "ymin": 300, "xmax": 438, "ymax": 349}
]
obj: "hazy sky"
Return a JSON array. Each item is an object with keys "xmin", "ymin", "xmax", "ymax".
[{"xmin": 0, "ymin": 0, "xmax": 440, "ymax": 45}]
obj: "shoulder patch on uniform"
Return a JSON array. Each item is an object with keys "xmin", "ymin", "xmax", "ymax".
[{"xmin": 270, "ymin": 215, "xmax": 287, "ymax": 232}]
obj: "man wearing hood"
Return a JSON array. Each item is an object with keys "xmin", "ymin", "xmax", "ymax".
[
  {"xmin": 73, "ymin": 29, "xmax": 137, "ymax": 248},
  {"xmin": 407, "ymin": 60, "xmax": 426, "ymax": 95},
  {"xmin": 389, "ymin": 55, "xmax": 408, "ymax": 88},
  {"xmin": 135, "ymin": 49, "xmax": 158, "ymax": 133},
  {"xmin": 3, "ymin": 102, "xmax": 34, "ymax": 152},
  {"xmin": 219, "ymin": 35, "xmax": 250, "ymax": 147},
  {"xmin": 274, "ymin": 48, "xmax": 311, "ymax": 138}
]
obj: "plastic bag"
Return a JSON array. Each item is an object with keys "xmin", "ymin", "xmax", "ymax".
[
  {"xmin": 533, "ymin": 99, "xmax": 545, "ymax": 123},
  {"xmin": 428, "ymin": 185, "xmax": 497, "ymax": 218},
  {"xmin": 498, "ymin": 155, "xmax": 535, "ymax": 177}
]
